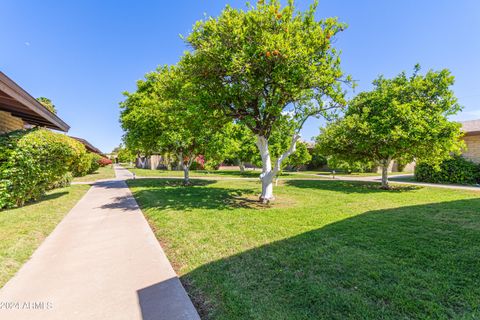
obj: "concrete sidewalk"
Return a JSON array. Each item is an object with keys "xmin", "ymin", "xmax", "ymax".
[{"xmin": 0, "ymin": 167, "xmax": 199, "ymax": 319}]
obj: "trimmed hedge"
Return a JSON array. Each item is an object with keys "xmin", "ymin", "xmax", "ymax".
[
  {"xmin": 415, "ymin": 156, "xmax": 480, "ymax": 185},
  {"xmin": 0, "ymin": 128, "xmax": 96, "ymax": 209}
]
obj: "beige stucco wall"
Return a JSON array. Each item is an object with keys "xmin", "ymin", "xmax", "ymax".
[
  {"xmin": 0, "ymin": 111, "xmax": 24, "ymax": 134},
  {"xmin": 462, "ymin": 134, "xmax": 480, "ymax": 164}
]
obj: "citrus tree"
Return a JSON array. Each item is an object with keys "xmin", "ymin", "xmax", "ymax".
[
  {"xmin": 317, "ymin": 66, "xmax": 464, "ymax": 189},
  {"xmin": 184, "ymin": 0, "xmax": 351, "ymax": 201}
]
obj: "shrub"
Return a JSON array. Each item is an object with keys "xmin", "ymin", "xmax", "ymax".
[
  {"xmin": 71, "ymin": 151, "xmax": 92, "ymax": 177},
  {"xmin": 415, "ymin": 156, "xmax": 480, "ymax": 185},
  {"xmin": 98, "ymin": 157, "xmax": 112, "ymax": 167},
  {"xmin": 0, "ymin": 129, "xmax": 79, "ymax": 208},
  {"xmin": 327, "ymin": 157, "xmax": 376, "ymax": 174},
  {"xmin": 48, "ymin": 172, "xmax": 73, "ymax": 189},
  {"xmin": 88, "ymin": 153, "xmax": 102, "ymax": 174}
]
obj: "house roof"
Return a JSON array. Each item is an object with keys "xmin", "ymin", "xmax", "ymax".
[
  {"xmin": 70, "ymin": 136, "xmax": 104, "ymax": 155},
  {"xmin": 461, "ymin": 119, "xmax": 480, "ymax": 136},
  {"xmin": 0, "ymin": 72, "xmax": 70, "ymax": 132}
]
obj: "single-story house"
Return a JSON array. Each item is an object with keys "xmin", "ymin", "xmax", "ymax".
[
  {"xmin": 70, "ymin": 136, "xmax": 104, "ymax": 156},
  {"xmin": 461, "ymin": 119, "xmax": 480, "ymax": 163},
  {"xmin": 0, "ymin": 71, "xmax": 69, "ymax": 133}
]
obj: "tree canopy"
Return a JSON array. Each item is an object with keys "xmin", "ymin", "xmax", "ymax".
[
  {"xmin": 317, "ymin": 65, "xmax": 464, "ymax": 188},
  {"xmin": 183, "ymin": 0, "xmax": 351, "ymax": 201},
  {"xmin": 120, "ymin": 65, "xmax": 231, "ymax": 184}
]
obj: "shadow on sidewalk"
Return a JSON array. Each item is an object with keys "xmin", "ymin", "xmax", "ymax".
[{"xmin": 137, "ymin": 277, "xmax": 199, "ymax": 320}]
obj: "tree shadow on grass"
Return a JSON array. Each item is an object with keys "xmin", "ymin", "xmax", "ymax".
[
  {"xmin": 126, "ymin": 179, "xmax": 262, "ymax": 211},
  {"xmin": 284, "ymin": 179, "xmax": 420, "ymax": 194},
  {"xmin": 5, "ymin": 191, "xmax": 70, "ymax": 211},
  {"xmin": 181, "ymin": 198, "xmax": 480, "ymax": 319}
]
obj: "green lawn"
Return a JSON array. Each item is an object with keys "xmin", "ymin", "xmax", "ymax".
[
  {"xmin": 127, "ymin": 167, "xmax": 329, "ymax": 179},
  {"xmin": 0, "ymin": 185, "xmax": 90, "ymax": 287},
  {"xmin": 125, "ymin": 167, "xmax": 414, "ymax": 180},
  {"xmin": 73, "ymin": 165, "xmax": 115, "ymax": 182},
  {"xmin": 127, "ymin": 178, "xmax": 480, "ymax": 319}
]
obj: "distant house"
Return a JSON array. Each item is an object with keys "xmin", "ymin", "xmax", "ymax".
[
  {"xmin": 0, "ymin": 72, "xmax": 69, "ymax": 133},
  {"xmin": 70, "ymin": 136, "xmax": 104, "ymax": 155},
  {"xmin": 461, "ymin": 119, "xmax": 480, "ymax": 163}
]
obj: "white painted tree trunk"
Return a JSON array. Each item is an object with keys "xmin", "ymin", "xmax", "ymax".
[
  {"xmin": 256, "ymin": 134, "xmax": 300, "ymax": 202},
  {"xmin": 256, "ymin": 135, "xmax": 274, "ymax": 202},
  {"xmin": 138, "ymin": 157, "xmax": 147, "ymax": 169},
  {"xmin": 380, "ymin": 159, "xmax": 391, "ymax": 189}
]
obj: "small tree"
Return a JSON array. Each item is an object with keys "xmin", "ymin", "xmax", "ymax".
[
  {"xmin": 36, "ymin": 97, "xmax": 56, "ymax": 114},
  {"xmin": 284, "ymin": 141, "xmax": 312, "ymax": 171},
  {"xmin": 185, "ymin": 0, "xmax": 351, "ymax": 201},
  {"xmin": 121, "ymin": 65, "xmax": 231, "ymax": 185},
  {"xmin": 317, "ymin": 66, "xmax": 464, "ymax": 189}
]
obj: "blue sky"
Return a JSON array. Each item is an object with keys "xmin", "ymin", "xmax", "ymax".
[{"xmin": 1, "ymin": 0, "xmax": 479, "ymax": 152}]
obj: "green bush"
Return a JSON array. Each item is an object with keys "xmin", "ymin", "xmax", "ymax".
[
  {"xmin": 327, "ymin": 157, "xmax": 376, "ymax": 174},
  {"xmin": 48, "ymin": 172, "xmax": 73, "ymax": 189},
  {"xmin": 0, "ymin": 129, "xmax": 80, "ymax": 208},
  {"xmin": 88, "ymin": 153, "xmax": 102, "ymax": 174},
  {"xmin": 71, "ymin": 151, "xmax": 91, "ymax": 177},
  {"xmin": 415, "ymin": 156, "xmax": 480, "ymax": 185}
]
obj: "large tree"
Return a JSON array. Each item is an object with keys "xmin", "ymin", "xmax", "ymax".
[
  {"xmin": 317, "ymin": 65, "xmax": 464, "ymax": 189},
  {"xmin": 120, "ymin": 65, "xmax": 230, "ymax": 184},
  {"xmin": 184, "ymin": 0, "xmax": 351, "ymax": 201}
]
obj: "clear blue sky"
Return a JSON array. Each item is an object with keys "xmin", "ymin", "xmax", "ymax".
[{"xmin": 1, "ymin": 0, "xmax": 479, "ymax": 152}]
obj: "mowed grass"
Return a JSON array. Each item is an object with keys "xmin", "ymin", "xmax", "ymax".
[
  {"xmin": 0, "ymin": 185, "xmax": 90, "ymax": 287},
  {"xmin": 73, "ymin": 165, "xmax": 115, "ymax": 182},
  {"xmin": 127, "ymin": 178, "xmax": 480, "ymax": 319},
  {"xmin": 128, "ymin": 167, "xmax": 327, "ymax": 180}
]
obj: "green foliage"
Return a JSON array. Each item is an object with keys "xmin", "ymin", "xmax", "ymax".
[
  {"xmin": 415, "ymin": 156, "xmax": 480, "ymax": 185},
  {"xmin": 284, "ymin": 141, "xmax": 312, "ymax": 170},
  {"xmin": 0, "ymin": 129, "xmax": 80, "ymax": 208},
  {"xmin": 318, "ymin": 65, "xmax": 464, "ymax": 187},
  {"xmin": 182, "ymin": 0, "xmax": 351, "ymax": 197},
  {"xmin": 70, "ymin": 150, "xmax": 92, "ymax": 177},
  {"xmin": 120, "ymin": 65, "xmax": 232, "ymax": 183},
  {"xmin": 36, "ymin": 97, "xmax": 57, "ymax": 114},
  {"xmin": 227, "ymin": 123, "xmax": 258, "ymax": 165},
  {"xmin": 308, "ymin": 144, "xmax": 327, "ymax": 169},
  {"xmin": 327, "ymin": 157, "xmax": 375, "ymax": 174},
  {"xmin": 185, "ymin": 0, "xmax": 350, "ymax": 138},
  {"xmin": 48, "ymin": 172, "xmax": 73, "ymax": 189},
  {"xmin": 88, "ymin": 153, "xmax": 102, "ymax": 174},
  {"xmin": 116, "ymin": 145, "xmax": 136, "ymax": 163}
]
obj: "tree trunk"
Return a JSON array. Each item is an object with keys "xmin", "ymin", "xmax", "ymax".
[
  {"xmin": 138, "ymin": 157, "xmax": 147, "ymax": 169},
  {"xmin": 183, "ymin": 164, "xmax": 190, "ymax": 185},
  {"xmin": 256, "ymin": 135, "xmax": 274, "ymax": 202},
  {"xmin": 380, "ymin": 159, "xmax": 391, "ymax": 189},
  {"xmin": 255, "ymin": 134, "xmax": 300, "ymax": 203},
  {"xmin": 239, "ymin": 160, "xmax": 245, "ymax": 172}
]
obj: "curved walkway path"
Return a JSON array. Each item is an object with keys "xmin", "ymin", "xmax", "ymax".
[{"xmin": 0, "ymin": 165, "xmax": 199, "ymax": 320}]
